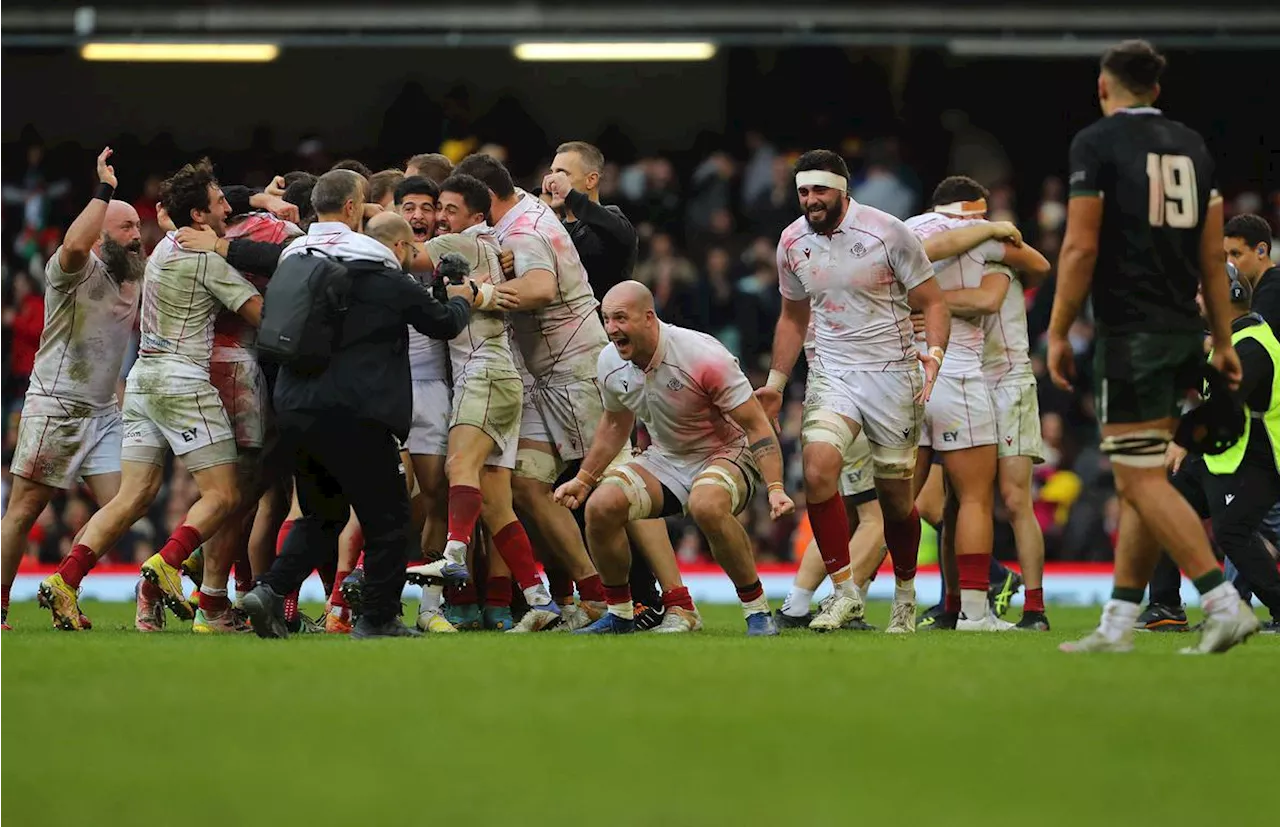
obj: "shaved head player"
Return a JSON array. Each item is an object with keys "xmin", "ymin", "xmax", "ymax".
[
  {"xmin": 556, "ymin": 282, "xmax": 794, "ymax": 636},
  {"xmin": 2, "ymin": 149, "xmax": 143, "ymax": 630}
]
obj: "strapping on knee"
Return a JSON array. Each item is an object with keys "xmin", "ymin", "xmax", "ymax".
[
  {"xmin": 514, "ymin": 447, "xmax": 562, "ymax": 484},
  {"xmin": 1100, "ymin": 429, "xmax": 1171, "ymax": 468},
  {"xmin": 802, "ymin": 409, "xmax": 856, "ymax": 456},
  {"xmin": 598, "ymin": 464, "xmax": 653, "ymax": 521},
  {"xmin": 692, "ymin": 465, "xmax": 746, "ymax": 515}
]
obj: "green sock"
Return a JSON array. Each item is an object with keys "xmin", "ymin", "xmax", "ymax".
[
  {"xmin": 1192, "ymin": 569, "xmax": 1226, "ymax": 595},
  {"xmin": 1111, "ymin": 586, "xmax": 1145, "ymax": 604}
]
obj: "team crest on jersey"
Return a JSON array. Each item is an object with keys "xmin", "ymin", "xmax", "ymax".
[
  {"xmin": 667, "ymin": 378, "xmax": 684, "ymax": 392},
  {"xmin": 850, "ymin": 242, "xmax": 868, "ymax": 257}
]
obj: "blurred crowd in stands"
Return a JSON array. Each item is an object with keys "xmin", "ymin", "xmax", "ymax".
[{"xmin": 4, "ymin": 117, "xmax": 1278, "ymax": 572}]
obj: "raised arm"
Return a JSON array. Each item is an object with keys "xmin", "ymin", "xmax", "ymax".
[
  {"xmin": 59, "ymin": 148, "xmax": 118, "ymax": 277},
  {"xmin": 922, "ymin": 220, "xmax": 1022, "ymax": 262}
]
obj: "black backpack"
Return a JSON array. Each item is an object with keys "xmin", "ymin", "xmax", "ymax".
[{"xmin": 258, "ymin": 251, "xmax": 353, "ymax": 375}]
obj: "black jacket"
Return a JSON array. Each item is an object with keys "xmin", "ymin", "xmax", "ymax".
[
  {"xmin": 274, "ymin": 259, "xmax": 471, "ymax": 438},
  {"xmin": 562, "ymin": 189, "xmax": 637, "ymax": 297}
]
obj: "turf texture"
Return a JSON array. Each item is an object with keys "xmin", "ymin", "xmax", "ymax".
[{"xmin": 2, "ymin": 600, "xmax": 1276, "ymax": 826}]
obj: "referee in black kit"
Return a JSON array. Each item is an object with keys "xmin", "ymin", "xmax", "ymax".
[
  {"xmin": 540, "ymin": 141, "xmax": 670, "ymax": 624},
  {"xmin": 242, "ymin": 190, "xmax": 483, "ymax": 639}
]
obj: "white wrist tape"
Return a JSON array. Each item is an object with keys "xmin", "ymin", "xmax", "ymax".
[
  {"xmin": 794, "ymin": 170, "xmax": 848, "ymax": 193},
  {"xmin": 927, "ymin": 346, "xmax": 945, "ymax": 367},
  {"xmin": 766, "ymin": 369, "xmax": 789, "ymax": 393},
  {"xmin": 476, "ymin": 282, "xmax": 498, "ymax": 310}
]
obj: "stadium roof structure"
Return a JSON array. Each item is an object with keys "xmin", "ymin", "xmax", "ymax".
[{"xmin": 5, "ymin": 1, "xmax": 1280, "ymax": 50}]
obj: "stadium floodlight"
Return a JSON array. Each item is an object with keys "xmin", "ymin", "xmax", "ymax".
[
  {"xmin": 80, "ymin": 43, "xmax": 281, "ymax": 62},
  {"xmin": 513, "ymin": 42, "xmax": 717, "ymax": 61}
]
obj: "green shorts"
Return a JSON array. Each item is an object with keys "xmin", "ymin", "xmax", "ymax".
[{"xmin": 1093, "ymin": 331, "xmax": 1205, "ymax": 425}]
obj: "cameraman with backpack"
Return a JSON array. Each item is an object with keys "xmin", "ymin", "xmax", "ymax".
[{"xmin": 242, "ymin": 171, "xmax": 488, "ymax": 639}]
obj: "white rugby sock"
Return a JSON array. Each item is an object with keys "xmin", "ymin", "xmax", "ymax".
[
  {"xmin": 781, "ymin": 587, "xmax": 815, "ymax": 617},
  {"xmin": 1098, "ymin": 599, "xmax": 1140, "ymax": 642},
  {"xmin": 960, "ymin": 589, "xmax": 987, "ymax": 619},
  {"xmin": 420, "ymin": 584, "xmax": 444, "ymax": 614},
  {"xmin": 443, "ymin": 540, "xmax": 467, "ymax": 566}
]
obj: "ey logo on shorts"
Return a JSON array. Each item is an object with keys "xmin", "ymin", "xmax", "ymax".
[
  {"xmin": 942, "ymin": 431, "xmax": 959, "ymax": 442},
  {"xmin": 180, "ymin": 428, "xmax": 198, "ymax": 443}
]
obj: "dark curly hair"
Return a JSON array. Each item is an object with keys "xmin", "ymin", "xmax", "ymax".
[{"xmin": 160, "ymin": 159, "xmax": 220, "ymax": 228}]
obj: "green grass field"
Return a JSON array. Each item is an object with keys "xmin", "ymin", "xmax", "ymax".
[{"xmin": 3, "ymin": 600, "xmax": 1276, "ymax": 827}]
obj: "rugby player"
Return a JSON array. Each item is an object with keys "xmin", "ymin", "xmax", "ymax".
[
  {"xmin": 1, "ymin": 149, "xmax": 143, "ymax": 630},
  {"xmin": 777, "ymin": 323, "xmax": 885, "ymax": 631},
  {"xmin": 905, "ymin": 178, "xmax": 1051, "ymax": 630},
  {"xmin": 401, "ymin": 173, "xmax": 540, "ymax": 632},
  {"xmin": 555, "ymin": 281, "xmax": 793, "ymax": 635},
  {"xmin": 543, "ymin": 140, "xmax": 699, "ymax": 630},
  {"xmin": 180, "ymin": 210, "xmax": 303, "ymax": 633},
  {"xmin": 756, "ymin": 150, "xmax": 950, "ymax": 632},
  {"xmin": 1048, "ymin": 40, "xmax": 1257, "ymax": 653},
  {"xmin": 391, "ymin": 175, "xmax": 453, "ymax": 603},
  {"xmin": 456, "ymin": 153, "xmax": 612, "ymax": 632},
  {"xmin": 39, "ymin": 160, "xmax": 263, "ymax": 630}
]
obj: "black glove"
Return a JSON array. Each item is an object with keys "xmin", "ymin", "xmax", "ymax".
[{"xmin": 436, "ymin": 252, "xmax": 471, "ymax": 285}]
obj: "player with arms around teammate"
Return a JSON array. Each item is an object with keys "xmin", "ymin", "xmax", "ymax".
[
  {"xmin": 1048, "ymin": 40, "xmax": 1257, "ymax": 653},
  {"xmin": 757, "ymin": 150, "xmax": 951, "ymax": 632},
  {"xmin": 906, "ymin": 178, "xmax": 1053, "ymax": 630},
  {"xmin": 39, "ymin": 160, "xmax": 263, "ymax": 630},
  {"xmin": 556, "ymin": 282, "xmax": 795, "ymax": 635},
  {"xmin": 401, "ymin": 173, "xmax": 550, "ymax": 632},
  {"xmin": 1, "ymin": 149, "xmax": 143, "ymax": 630},
  {"xmin": 456, "ymin": 153, "xmax": 614, "ymax": 631}
]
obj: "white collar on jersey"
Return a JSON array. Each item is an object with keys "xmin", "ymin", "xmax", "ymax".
[
  {"xmin": 491, "ymin": 189, "xmax": 537, "ymax": 236},
  {"xmin": 642, "ymin": 322, "xmax": 670, "ymax": 373},
  {"xmin": 1115, "ymin": 106, "xmax": 1162, "ymax": 116}
]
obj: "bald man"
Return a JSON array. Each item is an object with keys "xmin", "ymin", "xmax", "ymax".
[
  {"xmin": 555, "ymin": 282, "xmax": 795, "ymax": 636},
  {"xmin": 2, "ymin": 149, "xmax": 145, "ymax": 630}
]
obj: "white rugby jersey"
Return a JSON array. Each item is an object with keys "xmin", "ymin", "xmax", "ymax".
[
  {"xmin": 777, "ymin": 200, "xmax": 934, "ymax": 373},
  {"xmin": 427, "ymin": 224, "xmax": 518, "ymax": 382},
  {"xmin": 493, "ymin": 191, "xmax": 608, "ymax": 382},
  {"xmin": 981, "ymin": 264, "xmax": 1035, "ymax": 387},
  {"xmin": 904, "ymin": 213, "xmax": 1008, "ymax": 377},
  {"xmin": 598, "ymin": 323, "xmax": 753, "ymax": 462},
  {"xmin": 127, "ymin": 233, "xmax": 258, "ymax": 393},
  {"xmin": 25, "ymin": 248, "xmax": 139, "ymax": 418}
]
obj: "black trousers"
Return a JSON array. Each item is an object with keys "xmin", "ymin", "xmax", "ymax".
[
  {"xmin": 1150, "ymin": 456, "xmax": 1280, "ymax": 616},
  {"xmin": 260, "ymin": 412, "xmax": 411, "ymax": 624}
]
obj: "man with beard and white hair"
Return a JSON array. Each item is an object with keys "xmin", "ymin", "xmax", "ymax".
[
  {"xmin": 38, "ymin": 159, "xmax": 264, "ymax": 631},
  {"xmin": 755, "ymin": 149, "xmax": 951, "ymax": 632},
  {"xmin": 1, "ymin": 148, "xmax": 143, "ymax": 630}
]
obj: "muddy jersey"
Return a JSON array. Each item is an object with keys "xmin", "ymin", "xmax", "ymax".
[
  {"xmin": 492, "ymin": 191, "xmax": 608, "ymax": 381},
  {"xmin": 427, "ymin": 224, "xmax": 516, "ymax": 381},
  {"xmin": 25, "ymin": 248, "xmax": 139, "ymax": 417},
  {"xmin": 127, "ymin": 233, "xmax": 259, "ymax": 393}
]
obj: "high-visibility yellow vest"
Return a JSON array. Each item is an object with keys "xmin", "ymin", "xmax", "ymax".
[{"xmin": 1204, "ymin": 321, "xmax": 1280, "ymax": 476}]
